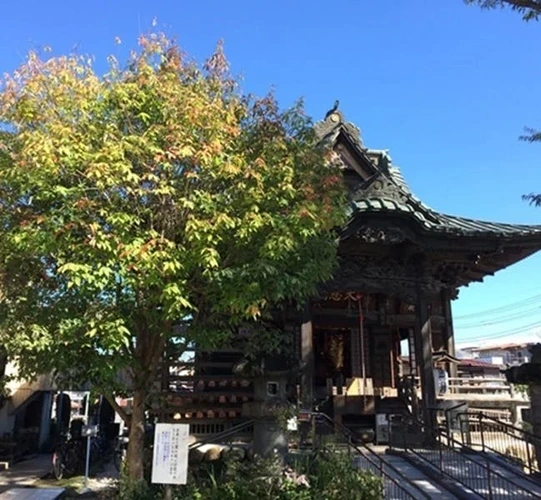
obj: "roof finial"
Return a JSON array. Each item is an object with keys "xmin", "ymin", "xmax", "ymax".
[{"xmin": 324, "ymin": 100, "xmax": 339, "ymax": 120}]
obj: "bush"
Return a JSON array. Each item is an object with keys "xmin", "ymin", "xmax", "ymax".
[
  {"xmin": 171, "ymin": 451, "xmax": 382, "ymax": 500},
  {"xmin": 298, "ymin": 449, "xmax": 382, "ymax": 500},
  {"xmin": 116, "ymin": 449, "xmax": 383, "ymax": 499}
]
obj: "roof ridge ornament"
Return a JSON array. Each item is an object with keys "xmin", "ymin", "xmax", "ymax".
[{"xmin": 324, "ymin": 99, "xmax": 340, "ymax": 120}]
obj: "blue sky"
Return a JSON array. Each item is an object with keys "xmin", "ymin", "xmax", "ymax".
[{"xmin": 1, "ymin": 1, "xmax": 540, "ymax": 345}]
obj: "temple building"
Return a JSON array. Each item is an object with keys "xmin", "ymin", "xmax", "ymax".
[{"xmin": 160, "ymin": 110, "xmax": 541, "ymax": 438}]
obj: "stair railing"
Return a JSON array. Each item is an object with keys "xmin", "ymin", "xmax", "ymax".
[
  {"xmin": 457, "ymin": 411, "xmax": 541, "ymax": 476},
  {"xmin": 389, "ymin": 413, "xmax": 541, "ymax": 499},
  {"xmin": 311, "ymin": 411, "xmax": 431, "ymax": 500}
]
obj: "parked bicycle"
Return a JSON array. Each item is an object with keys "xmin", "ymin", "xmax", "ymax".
[
  {"xmin": 113, "ymin": 430, "xmax": 129, "ymax": 472},
  {"xmin": 52, "ymin": 436, "xmax": 85, "ymax": 480},
  {"xmin": 51, "ymin": 420, "xmax": 118, "ymax": 479}
]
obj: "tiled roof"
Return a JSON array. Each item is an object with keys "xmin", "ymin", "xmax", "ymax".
[
  {"xmin": 316, "ymin": 111, "xmax": 541, "ymax": 239},
  {"xmin": 459, "ymin": 358, "xmax": 501, "ymax": 369},
  {"xmin": 472, "ymin": 342, "xmax": 530, "ymax": 352},
  {"xmin": 352, "ymin": 197, "xmax": 541, "ymax": 237}
]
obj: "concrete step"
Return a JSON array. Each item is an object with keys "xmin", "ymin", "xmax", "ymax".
[
  {"xmin": 378, "ymin": 453, "xmax": 460, "ymax": 499},
  {"xmin": 401, "ymin": 446, "xmax": 541, "ymax": 499},
  {"xmin": 390, "ymin": 450, "xmax": 482, "ymax": 500}
]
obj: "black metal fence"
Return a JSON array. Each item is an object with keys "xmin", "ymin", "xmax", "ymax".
[
  {"xmin": 389, "ymin": 414, "xmax": 541, "ymax": 499},
  {"xmin": 312, "ymin": 412, "xmax": 430, "ymax": 500},
  {"xmin": 457, "ymin": 412, "xmax": 541, "ymax": 476}
]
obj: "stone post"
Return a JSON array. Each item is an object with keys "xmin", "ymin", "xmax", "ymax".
[{"xmin": 242, "ymin": 366, "xmax": 291, "ymax": 460}]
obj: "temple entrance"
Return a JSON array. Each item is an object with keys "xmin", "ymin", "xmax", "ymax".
[
  {"xmin": 313, "ymin": 327, "xmax": 352, "ymax": 420},
  {"xmin": 314, "ymin": 327, "xmax": 352, "ymax": 389}
]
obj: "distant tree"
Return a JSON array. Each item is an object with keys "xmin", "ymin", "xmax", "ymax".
[
  {"xmin": 0, "ymin": 32, "xmax": 346, "ymax": 482},
  {"xmin": 465, "ymin": 0, "xmax": 541, "ymax": 20}
]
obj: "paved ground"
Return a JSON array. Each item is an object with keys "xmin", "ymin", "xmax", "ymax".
[
  {"xmin": 0, "ymin": 488, "xmax": 65, "ymax": 499},
  {"xmin": 0, "ymin": 456, "xmax": 52, "ymax": 493},
  {"xmin": 0, "ymin": 455, "xmax": 117, "ymax": 498}
]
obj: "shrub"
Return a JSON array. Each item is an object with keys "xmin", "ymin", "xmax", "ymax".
[{"xmin": 171, "ymin": 451, "xmax": 382, "ymax": 500}]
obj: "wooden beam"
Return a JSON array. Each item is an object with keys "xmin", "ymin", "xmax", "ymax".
[
  {"xmin": 464, "ymin": 270, "xmax": 487, "ymax": 282},
  {"xmin": 474, "ymin": 263, "xmax": 496, "ymax": 275}
]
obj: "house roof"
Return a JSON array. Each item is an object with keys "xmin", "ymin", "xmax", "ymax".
[
  {"xmin": 401, "ymin": 356, "xmax": 501, "ymax": 369},
  {"xmin": 472, "ymin": 342, "xmax": 530, "ymax": 352},
  {"xmin": 459, "ymin": 358, "xmax": 502, "ymax": 369}
]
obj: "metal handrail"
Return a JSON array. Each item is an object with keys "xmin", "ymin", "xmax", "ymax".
[
  {"xmin": 459, "ymin": 411, "xmax": 538, "ymax": 442},
  {"xmin": 457, "ymin": 411, "xmax": 541, "ymax": 476},
  {"xmin": 188, "ymin": 420, "xmax": 254, "ymax": 451},
  {"xmin": 390, "ymin": 414, "xmax": 541, "ymax": 499},
  {"xmin": 312, "ymin": 411, "xmax": 431, "ymax": 499}
]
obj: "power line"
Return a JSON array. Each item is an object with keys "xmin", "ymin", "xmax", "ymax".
[
  {"xmin": 456, "ymin": 320, "xmax": 541, "ymax": 343},
  {"xmin": 454, "ymin": 293, "xmax": 541, "ymax": 321},
  {"xmin": 456, "ymin": 306, "xmax": 541, "ymax": 329}
]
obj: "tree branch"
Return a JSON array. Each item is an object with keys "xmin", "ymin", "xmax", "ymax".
[
  {"xmin": 465, "ymin": 0, "xmax": 541, "ymax": 20},
  {"xmin": 104, "ymin": 393, "xmax": 131, "ymax": 426}
]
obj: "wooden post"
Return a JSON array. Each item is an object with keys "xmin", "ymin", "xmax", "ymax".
[
  {"xmin": 164, "ymin": 486, "xmax": 173, "ymax": 500},
  {"xmin": 441, "ymin": 289, "xmax": 457, "ymax": 378},
  {"xmin": 300, "ymin": 303, "xmax": 314, "ymax": 409},
  {"xmin": 415, "ymin": 285, "xmax": 437, "ymax": 431}
]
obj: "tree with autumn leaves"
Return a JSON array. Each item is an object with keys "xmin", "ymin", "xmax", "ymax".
[{"xmin": 0, "ymin": 33, "xmax": 346, "ymax": 481}]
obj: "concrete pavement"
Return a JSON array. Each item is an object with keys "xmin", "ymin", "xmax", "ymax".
[{"xmin": 0, "ymin": 455, "xmax": 52, "ymax": 493}]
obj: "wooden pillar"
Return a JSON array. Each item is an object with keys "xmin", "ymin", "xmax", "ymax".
[
  {"xmin": 351, "ymin": 328, "xmax": 361, "ymax": 377},
  {"xmin": 441, "ymin": 288, "xmax": 457, "ymax": 378},
  {"xmin": 415, "ymin": 285, "xmax": 437, "ymax": 429},
  {"xmin": 300, "ymin": 303, "xmax": 314, "ymax": 409}
]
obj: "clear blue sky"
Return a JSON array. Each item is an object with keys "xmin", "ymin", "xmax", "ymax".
[{"xmin": 1, "ymin": 0, "xmax": 541, "ymax": 345}]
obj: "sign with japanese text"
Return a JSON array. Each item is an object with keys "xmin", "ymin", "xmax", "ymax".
[{"xmin": 151, "ymin": 423, "xmax": 189, "ymax": 485}]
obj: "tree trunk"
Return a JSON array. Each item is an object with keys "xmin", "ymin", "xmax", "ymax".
[{"xmin": 126, "ymin": 386, "xmax": 147, "ymax": 481}]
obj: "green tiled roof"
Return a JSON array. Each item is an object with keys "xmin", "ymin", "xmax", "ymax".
[
  {"xmin": 351, "ymin": 197, "xmax": 541, "ymax": 237},
  {"xmin": 316, "ymin": 110, "xmax": 541, "ymax": 239}
]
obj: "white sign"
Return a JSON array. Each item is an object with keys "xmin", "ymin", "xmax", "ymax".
[{"xmin": 151, "ymin": 423, "xmax": 189, "ymax": 485}]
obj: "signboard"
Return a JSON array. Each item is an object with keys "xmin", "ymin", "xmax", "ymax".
[{"xmin": 151, "ymin": 423, "xmax": 189, "ymax": 485}]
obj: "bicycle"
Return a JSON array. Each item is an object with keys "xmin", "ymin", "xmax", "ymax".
[{"xmin": 52, "ymin": 438, "xmax": 84, "ymax": 480}]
